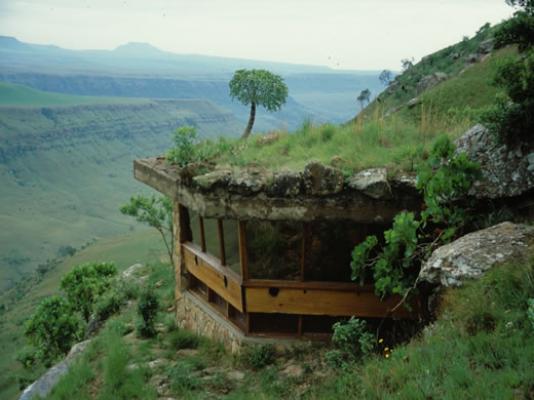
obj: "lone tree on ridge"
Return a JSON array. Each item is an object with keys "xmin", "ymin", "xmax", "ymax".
[
  {"xmin": 229, "ymin": 69, "xmax": 288, "ymax": 139},
  {"xmin": 357, "ymin": 88, "xmax": 371, "ymax": 111}
]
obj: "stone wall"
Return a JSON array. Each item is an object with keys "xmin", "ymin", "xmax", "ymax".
[{"xmin": 176, "ymin": 292, "xmax": 245, "ymax": 353}]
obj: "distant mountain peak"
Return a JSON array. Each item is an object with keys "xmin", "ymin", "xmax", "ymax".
[
  {"xmin": 0, "ymin": 36, "xmax": 26, "ymax": 48},
  {"xmin": 113, "ymin": 42, "xmax": 164, "ymax": 56}
]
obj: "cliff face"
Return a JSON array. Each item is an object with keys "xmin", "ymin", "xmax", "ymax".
[
  {"xmin": 0, "ymin": 99, "xmax": 239, "ymax": 162},
  {"xmin": 0, "ymin": 73, "xmax": 315, "ymax": 130}
]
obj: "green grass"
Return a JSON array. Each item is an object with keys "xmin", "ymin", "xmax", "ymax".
[
  {"xmin": 0, "ymin": 231, "xmax": 166, "ymax": 400},
  {"xmin": 0, "ymin": 82, "xmax": 151, "ymax": 107},
  {"xmin": 17, "ymin": 254, "xmax": 534, "ymax": 400},
  {"xmin": 366, "ymin": 23, "xmax": 500, "ymax": 116},
  {"xmin": 402, "ymin": 47, "xmax": 518, "ymax": 129},
  {"xmin": 203, "ymin": 116, "xmax": 446, "ymax": 175},
  {"xmin": 307, "ymin": 257, "xmax": 534, "ymax": 399}
]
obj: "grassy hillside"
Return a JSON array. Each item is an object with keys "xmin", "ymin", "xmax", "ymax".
[
  {"xmin": 194, "ymin": 25, "xmax": 518, "ymax": 175},
  {"xmin": 0, "ymin": 82, "xmax": 150, "ymax": 107},
  {"xmin": 0, "ymin": 230, "xmax": 167, "ymax": 400}
]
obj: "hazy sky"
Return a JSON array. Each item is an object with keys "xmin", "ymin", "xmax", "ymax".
[{"xmin": 0, "ymin": 0, "xmax": 515, "ymax": 70}]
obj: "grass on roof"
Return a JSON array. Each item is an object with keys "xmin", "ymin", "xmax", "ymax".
[{"xmin": 200, "ymin": 111, "xmax": 471, "ymax": 176}]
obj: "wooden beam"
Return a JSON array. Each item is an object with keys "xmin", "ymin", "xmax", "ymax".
[
  {"xmin": 245, "ymin": 286, "xmax": 416, "ymax": 319},
  {"xmin": 199, "ymin": 216, "xmax": 206, "ymax": 252},
  {"xmin": 173, "ymin": 203, "xmax": 192, "ymax": 298},
  {"xmin": 238, "ymin": 221, "xmax": 249, "ymax": 281},
  {"xmin": 217, "ymin": 219, "xmax": 226, "ymax": 266},
  {"xmin": 244, "ymin": 279, "xmax": 375, "ymax": 292},
  {"xmin": 183, "ymin": 243, "xmax": 243, "ymax": 311}
]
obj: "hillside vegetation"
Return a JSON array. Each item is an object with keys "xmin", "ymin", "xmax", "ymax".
[
  {"xmin": 3, "ymin": 6, "xmax": 534, "ymax": 399},
  {"xmin": 185, "ymin": 26, "xmax": 519, "ymax": 175},
  {"xmin": 0, "ymin": 231, "xmax": 167, "ymax": 400},
  {"xmin": 36, "ymin": 255, "xmax": 534, "ymax": 399}
]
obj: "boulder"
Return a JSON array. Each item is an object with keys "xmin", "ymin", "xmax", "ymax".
[
  {"xmin": 303, "ymin": 162, "xmax": 344, "ymax": 196},
  {"xmin": 229, "ymin": 168, "xmax": 272, "ymax": 195},
  {"xmin": 227, "ymin": 370, "xmax": 245, "ymax": 381},
  {"xmin": 467, "ymin": 53, "xmax": 480, "ymax": 63},
  {"xmin": 281, "ymin": 362, "xmax": 305, "ymax": 379},
  {"xmin": 19, "ymin": 340, "xmax": 91, "ymax": 400},
  {"xmin": 478, "ymin": 38, "xmax": 494, "ymax": 54},
  {"xmin": 266, "ymin": 170, "xmax": 303, "ymax": 197},
  {"xmin": 406, "ymin": 97, "xmax": 420, "ymax": 109},
  {"xmin": 420, "ymin": 222, "xmax": 534, "ymax": 287},
  {"xmin": 455, "ymin": 124, "xmax": 534, "ymax": 198},
  {"xmin": 416, "ymin": 72, "xmax": 447, "ymax": 94},
  {"xmin": 348, "ymin": 168, "xmax": 392, "ymax": 199},
  {"xmin": 121, "ymin": 263, "xmax": 144, "ymax": 281},
  {"xmin": 193, "ymin": 168, "xmax": 232, "ymax": 191}
]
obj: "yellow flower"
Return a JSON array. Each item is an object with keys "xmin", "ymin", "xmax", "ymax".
[{"xmin": 378, "ymin": 338, "xmax": 384, "ymax": 344}]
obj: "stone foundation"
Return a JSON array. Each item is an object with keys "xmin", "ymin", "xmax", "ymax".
[
  {"xmin": 176, "ymin": 291, "xmax": 303, "ymax": 353},
  {"xmin": 176, "ymin": 292, "xmax": 244, "ymax": 353}
]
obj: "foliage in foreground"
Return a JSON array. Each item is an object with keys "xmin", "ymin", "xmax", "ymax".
[
  {"xmin": 314, "ymin": 258, "xmax": 534, "ymax": 400},
  {"xmin": 60, "ymin": 262, "xmax": 117, "ymax": 322},
  {"xmin": 136, "ymin": 289, "xmax": 159, "ymax": 338},
  {"xmin": 325, "ymin": 318, "xmax": 374, "ymax": 368},
  {"xmin": 351, "ymin": 136, "xmax": 479, "ymax": 298},
  {"xmin": 483, "ymin": 0, "xmax": 533, "ymax": 144},
  {"xmin": 23, "ymin": 296, "xmax": 83, "ymax": 367},
  {"xmin": 120, "ymin": 195, "xmax": 174, "ymax": 264}
]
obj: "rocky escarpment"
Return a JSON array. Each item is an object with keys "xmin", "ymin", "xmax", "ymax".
[
  {"xmin": 455, "ymin": 124, "xmax": 534, "ymax": 199},
  {"xmin": 0, "ymin": 99, "xmax": 240, "ymax": 163}
]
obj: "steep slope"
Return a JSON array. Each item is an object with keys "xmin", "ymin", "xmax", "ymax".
[
  {"xmin": 0, "ymin": 87, "xmax": 241, "ymax": 291},
  {"xmin": 359, "ymin": 23, "xmax": 517, "ymax": 134}
]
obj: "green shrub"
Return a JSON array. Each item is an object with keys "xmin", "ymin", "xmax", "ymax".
[
  {"xmin": 324, "ymin": 349, "xmax": 345, "ymax": 368},
  {"xmin": 321, "ymin": 124, "xmax": 335, "ymax": 142},
  {"xmin": 168, "ymin": 329, "xmax": 200, "ymax": 350},
  {"xmin": 483, "ymin": 1, "xmax": 533, "ymax": 144},
  {"xmin": 241, "ymin": 344, "xmax": 276, "ymax": 370},
  {"xmin": 60, "ymin": 262, "xmax": 117, "ymax": 321},
  {"xmin": 325, "ymin": 318, "xmax": 374, "ymax": 368},
  {"xmin": 24, "ymin": 296, "xmax": 83, "ymax": 366},
  {"xmin": 16, "ymin": 347, "xmax": 38, "ymax": 369},
  {"xmin": 166, "ymin": 125, "xmax": 198, "ymax": 166},
  {"xmin": 94, "ymin": 287, "xmax": 127, "ymax": 321},
  {"xmin": 351, "ymin": 136, "xmax": 479, "ymax": 298},
  {"xmin": 136, "ymin": 289, "xmax": 159, "ymax": 338}
]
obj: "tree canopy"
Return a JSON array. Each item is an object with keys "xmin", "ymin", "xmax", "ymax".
[{"xmin": 229, "ymin": 69, "xmax": 288, "ymax": 139}]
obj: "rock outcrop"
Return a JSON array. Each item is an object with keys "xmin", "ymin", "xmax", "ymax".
[
  {"xmin": 455, "ymin": 124, "xmax": 534, "ymax": 199},
  {"xmin": 303, "ymin": 161, "xmax": 344, "ymax": 196},
  {"xmin": 420, "ymin": 222, "xmax": 534, "ymax": 287},
  {"xmin": 416, "ymin": 72, "xmax": 447, "ymax": 94},
  {"xmin": 19, "ymin": 340, "xmax": 91, "ymax": 400},
  {"xmin": 348, "ymin": 168, "xmax": 391, "ymax": 199}
]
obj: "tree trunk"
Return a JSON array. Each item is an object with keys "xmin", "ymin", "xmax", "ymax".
[{"xmin": 241, "ymin": 102, "xmax": 256, "ymax": 139}]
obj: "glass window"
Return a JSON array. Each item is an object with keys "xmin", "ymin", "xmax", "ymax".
[
  {"xmin": 223, "ymin": 219, "xmax": 240, "ymax": 275},
  {"xmin": 246, "ymin": 220, "xmax": 302, "ymax": 280}
]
